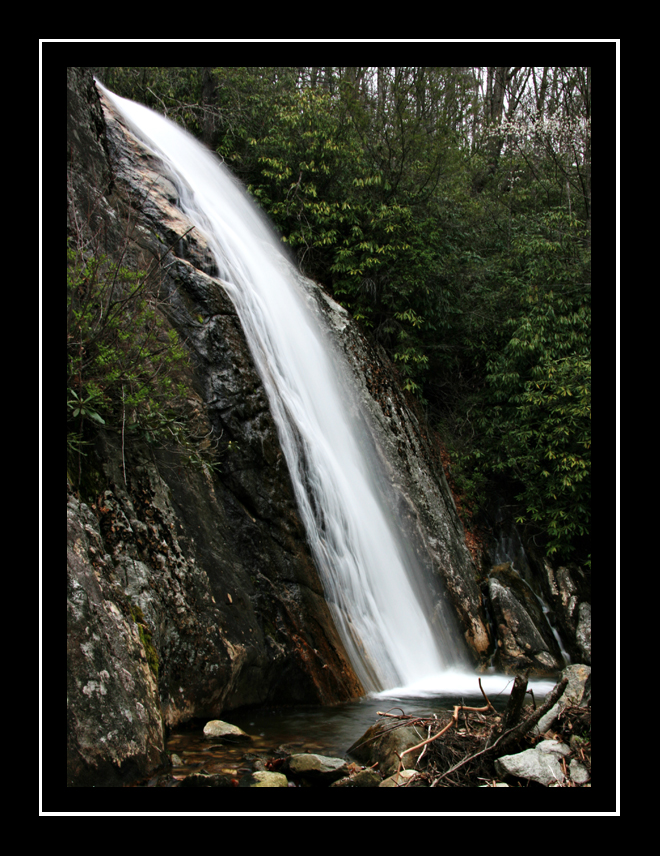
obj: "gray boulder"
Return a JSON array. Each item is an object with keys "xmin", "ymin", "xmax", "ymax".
[
  {"xmin": 533, "ymin": 663, "xmax": 591, "ymax": 736},
  {"xmin": 348, "ymin": 720, "xmax": 427, "ymax": 776},
  {"xmin": 203, "ymin": 720, "xmax": 252, "ymax": 742},
  {"xmin": 285, "ymin": 753, "xmax": 349, "ymax": 785},
  {"xmin": 495, "ymin": 739, "xmax": 570, "ymax": 786},
  {"xmin": 238, "ymin": 771, "xmax": 289, "ymax": 787}
]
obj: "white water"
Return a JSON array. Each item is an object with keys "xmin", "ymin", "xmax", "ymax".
[{"xmin": 99, "ymin": 83, "xmax": 474, "ymax": 694}]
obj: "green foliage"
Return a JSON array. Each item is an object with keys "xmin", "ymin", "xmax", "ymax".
[
  {"xmin": 470, "ymin": 210, "xmax": 591, "ymax": 564},
  {"xmin": 515, "ymin": 355, "xmax": 590, "ymax": 551},
  {"xmin": 247, "ymin": 87, "xmax": 366, "ymax": 275},
  {"xmin": 67, "ymin": 240, "xmax": 210, "ymax": 484},
  {"xmin": 91, "ymin": 67, "xmax": 592, "ymax": 566},
  {"xmin": 245, "ymin": 83, "xmax": 455, "ymax": 396}
]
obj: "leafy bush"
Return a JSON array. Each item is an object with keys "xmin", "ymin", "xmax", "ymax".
[
  {"xmin": 471, "ymin": 210, "xmax": 591, "ymax": 564},
  {"xmin": 67, "ymin": 240, "xmax": 211, "ymax": 487}
]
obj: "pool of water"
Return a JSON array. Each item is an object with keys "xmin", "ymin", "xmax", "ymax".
[{"xmin": 166, "ymin": 672, "xmax": 558, "ymax": 780}]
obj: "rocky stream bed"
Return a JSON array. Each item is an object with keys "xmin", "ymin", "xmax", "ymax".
[{"xmin": 127, "ymin": 665, "xmax": 591, "ymax": 788}]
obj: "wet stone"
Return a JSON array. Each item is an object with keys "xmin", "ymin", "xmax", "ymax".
[
  {"xmin": 285, "ymin": 753, "xmax": 349, "ymax": 785},
  {"xmin": 178, "ymin": 772, "xmax": 235, "ymax": 787},
  {"xmin": 203, "ymin": 720, "xmax": 253, "ymax": 742},
  {"xmin": 239, "ymin": 771, "xmax": 289, "ymax": 787}
]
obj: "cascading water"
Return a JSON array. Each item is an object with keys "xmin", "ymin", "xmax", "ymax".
[{"xmin": 98, "ymin": 82, "xmax": 470, "ymax": 694}]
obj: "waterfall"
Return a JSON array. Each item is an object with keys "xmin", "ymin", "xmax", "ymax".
[{"xmin": 98, "ymin": 82, "xmax": 468, "ymax": 694}]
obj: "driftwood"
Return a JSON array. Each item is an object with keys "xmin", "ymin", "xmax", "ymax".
[
  {"xmin": 390, "ymin": 679, "xmax": 495, "ymax": 777},
  {"xmin": 501, "ymin": 673, "xmax": 529, "ymax": 731},
  {"xmin": 430, "ymin": 675, "xmax": 570, "ymax": 785},
  {"xmin": 491, "ymin": 675, "xmax": 568, "ymax": 753},
  {"xmin": 374, "ymin": 675, "xmax": 571, "ymax": 787}
]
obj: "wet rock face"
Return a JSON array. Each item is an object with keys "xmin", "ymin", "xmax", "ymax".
[
  {"xmin": 539, "ymin": 560, "xmax": 591, "ymax": 665},
  {"xmin": 482, "ymin": 504, "xmax": 591, "ymax": 670},
  {"xmin": 487, "ymin": 565, "xmax": 564, "ymax": 674}
]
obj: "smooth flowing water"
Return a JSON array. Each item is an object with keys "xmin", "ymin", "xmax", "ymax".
[{"xmin": 99, "ymin": 83, "xmax": 472, "ymax": 693}]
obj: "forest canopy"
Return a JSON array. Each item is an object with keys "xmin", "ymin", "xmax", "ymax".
[{"xmin": 91, "ymin": 67, "xmax": 591, "ymax": 567}]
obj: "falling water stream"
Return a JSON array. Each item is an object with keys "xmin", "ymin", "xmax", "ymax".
[{"xmin": 98, "ymin": 83, "xmax": 556, "ymax": 708}]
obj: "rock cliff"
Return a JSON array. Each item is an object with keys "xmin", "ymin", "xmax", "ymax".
[{"xmin": 66, "ymin": 67, "xmax": 493, "ymax": 786}]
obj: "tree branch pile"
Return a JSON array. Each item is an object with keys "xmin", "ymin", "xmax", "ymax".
[{"xmin": 379, "ymin": 676, "xmax": 580, "ymax": 787}]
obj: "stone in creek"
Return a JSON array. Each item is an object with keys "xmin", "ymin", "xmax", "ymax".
[
  {"xmin": 286, "ymin": 753, "xmax": 349, "ymax": 784},
  {"xmin": 238, "ymin": 771, "xmax": 289, "ymax": 787},
  {"xmin": 203, "ymin": 720, "xmax": 253, "ymax": 742}
]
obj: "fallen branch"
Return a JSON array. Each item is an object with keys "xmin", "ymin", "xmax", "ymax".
[
  {"xmin": 395, "ymin": 680, "xmax": 496, "ymax": 777},
  {"xmin": 349, "ymin": 718, "xmax": 426, "ymax": 754},
  {"xmin": 492, "ymin": 675, "xmax": 569, "ymax": 754},
  {"xmin": 430, "ymin": 675, "xmax": 569, "ymax": 785},
  {"xmin": 501, "ymin": 673, "xmax": 528, "ymax": 731}
]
